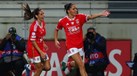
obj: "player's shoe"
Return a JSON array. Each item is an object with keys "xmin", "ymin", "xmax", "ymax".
[
  {"xmin": 24, "ymin": 64, "xmax": 31, "ymax": 76},
  {"xmin": 61, "ymin": 62, "xmax": 67, "ymax": 71}
]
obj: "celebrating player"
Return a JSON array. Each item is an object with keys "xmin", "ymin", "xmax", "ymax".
[
  {"xmin": 54, "ymin": 3, "xmax": 110, "ymax": 76},
  {"xmin": 22, "ymin": 3, "xmax": 51, "ymax": 76}
]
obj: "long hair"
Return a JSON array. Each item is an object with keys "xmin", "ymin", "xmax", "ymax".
[
  {"xmin": 22, "ymin": 3, "xmax": 33, "ymax": 20},
  {"xmin": 22, "ymin": 3, "xmax": 42, "ymax": 20}
]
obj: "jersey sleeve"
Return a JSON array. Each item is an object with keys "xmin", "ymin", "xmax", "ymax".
[
  {"xmin": 56, "ymin": 19, "xmax": 63, "ymax": 30},
  {"xmin": 79, "ymin": 14, "xmax": 88, "ymax": 25},
  {"xmin": 30, "ymin": 24, "xmax": 37, "ymax": 41}
]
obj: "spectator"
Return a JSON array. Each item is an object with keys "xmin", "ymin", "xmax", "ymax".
[
  {"xmin": 0, "ymin": 27, "xmax": 26, "ymax": 76},
  {"xmin": 84, "ymin": 27, "xmax": 109, "ymax": 76},
  {"xmin": 126, "ymin": 53, "xmax": 137, "ymax": 76}
]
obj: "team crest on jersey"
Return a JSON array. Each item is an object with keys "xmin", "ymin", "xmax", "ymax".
[
  {"xmin": 71, "ymin": 22, "xmax": 74, "ymax": 25},
  {"xmin": 66, "ymin": 23, "xmax": 69, "ymax": 26}
]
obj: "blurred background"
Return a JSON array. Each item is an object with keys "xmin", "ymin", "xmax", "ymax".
[
  {"xmin": 0, "ymin": 0, "xmax": 137, "ymax": 58},
  {"xmin": 0, "ymin": 0, "xmax": 136, "ymax": 75}
]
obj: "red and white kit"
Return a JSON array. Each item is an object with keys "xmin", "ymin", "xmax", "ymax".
[
  {"xmin": 27, "ymin": 20, "xmax": 46, "ymax": 58},
  {"xmin": 56, "ymin": 14, "xmax": 88, "ymax": 57}
]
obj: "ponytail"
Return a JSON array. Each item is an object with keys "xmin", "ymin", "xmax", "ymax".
[{"xmin": 22, "ymin": 3, "xmax": 33, "ymax": 20}]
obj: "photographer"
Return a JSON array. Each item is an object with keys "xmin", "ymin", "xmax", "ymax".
[
  {"xmin": 126, "ymin": 53, "xmax": 137, "ymax": 76},
  {"xmin": 84, "ymin": 27, "xmax": 109, "ymax": 76},
  {"xmin": 0, "ymin": 27, "xmax": 26, "ymax": 76}
]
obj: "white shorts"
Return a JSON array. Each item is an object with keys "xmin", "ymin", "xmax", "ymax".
[
  {"xmin": 67, "ymin": 48, "xmax": 84, "ymax": 58},
  {"xmin": 30, "ymin": 54, "xmax": 49, "ymax": 63}
]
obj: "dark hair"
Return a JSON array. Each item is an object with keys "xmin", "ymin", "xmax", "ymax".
[
  {"xmin": 64, "ymin": 3, "xmax": 73, "ymax": 14},
  {"xmin": 33, "ymin": 8, "xmax": 42, "ymax": 20},
  {"xmin": 8, "ymin": 27, "xmax": 16, "ymax": 34},
  {"xmin": 86, "ymin": 32, "xmax": 95, "ymax": 40},
  {"xmin": 87, "ymin": 27, "xmax": 96, "ymax": 32},
  {"xmin": 22, "ymin": 3, "xmax": 42, "ymax": 20}
]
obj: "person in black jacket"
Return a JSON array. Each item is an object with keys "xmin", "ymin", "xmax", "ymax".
[
  {"xmin": 84, "ymin": 27, "xmax": 109, "ymax": 76},
  {"xmin": 0, "ymin": 27, "xmax": 27, "ymax": 76},
  {"xmin": 126, "ymin": 53, "xmax": 137, "ymax": 76},
  {"xmin": 132, "ymin": 53, "xmax": 137, "ymax": 76}
]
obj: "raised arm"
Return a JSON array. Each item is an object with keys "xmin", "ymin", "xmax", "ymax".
[{"xmin": 87, "ymin": 10, "xmax": 110, "ymax": 20}]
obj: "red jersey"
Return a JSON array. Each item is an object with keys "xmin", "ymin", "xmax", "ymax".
[
  {"xmin": 56, "ymin": 14, "xmax": 87, "ymax": 49},
  {"xmin": 27, "ymin": 20, "xmax": 46, "ymax": 58}
]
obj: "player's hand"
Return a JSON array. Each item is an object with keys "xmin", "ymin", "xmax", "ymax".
[
  {"xmin": 44, "ymin": 45, "xmax": 49, "ymax": 51},
  {"xmin": 55, "ymin": 40, "xmax": 60, "ymax": 49},
  {"xmin": 101, "ymin": 10, "xmax": 110, "ymax": 17},
  {"xmin": 40, "ymin": 51, "xmax": 46, "ymax": 59}
]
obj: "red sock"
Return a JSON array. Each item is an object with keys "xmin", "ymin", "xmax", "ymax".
[
  {"xmin": 67, "ymin": 62, "xmax": 72, "ymax": 70},
  {"xmin": 30, "ymin": 63, "xmax": 35, "ymax": 70}
]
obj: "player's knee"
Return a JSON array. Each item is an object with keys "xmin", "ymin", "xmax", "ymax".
[
  {"xmin": 78, "ymin": 62, "xmax": 85, "ymax": 68},
  {"xmin": 36, "ymin": 67, "xmax": 43, "ymax": 72},
  {"xmin": 44, "ymin": 66, "xmax": 51, "ymax": 71}
]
